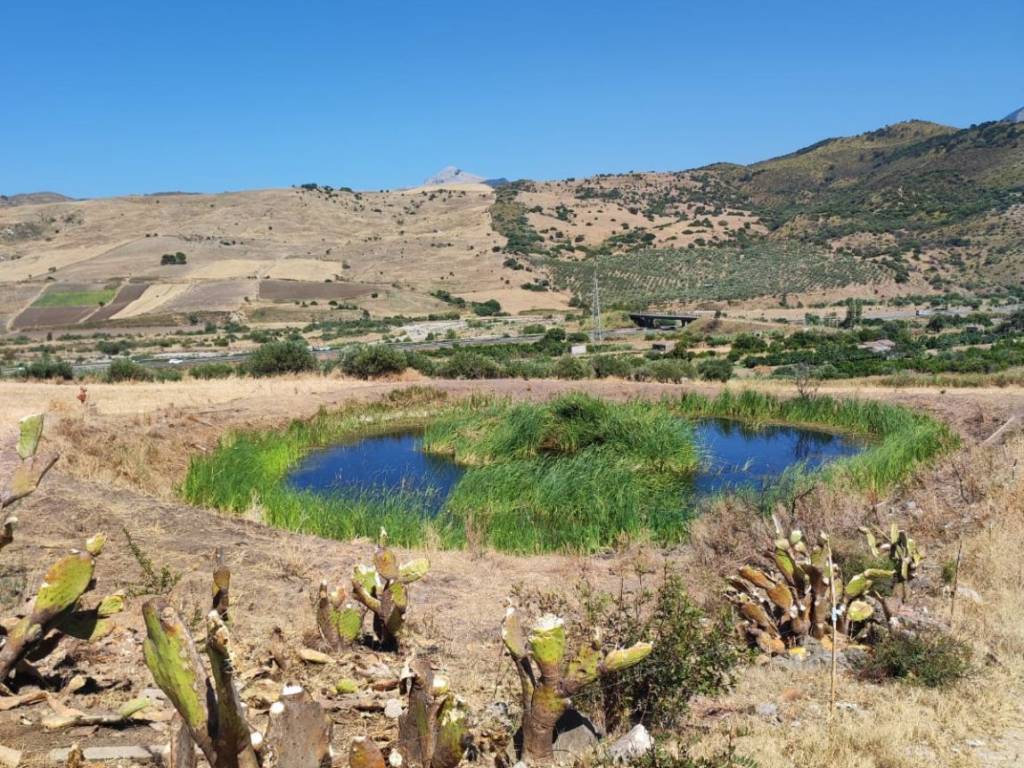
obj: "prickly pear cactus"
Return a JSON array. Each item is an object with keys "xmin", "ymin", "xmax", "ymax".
[
  {"xmin": 348, "ymin": 528, "xmax": 429, "ymax": 651},
  {"xmin": 861, "ymin": 523, "xmax": 922, "ymax": 589},
  {"xmin": 501, "ymin": 605, "xmax": 652, "ymax": 764},
  {"xmin": 1, "ymin": 414, "xmax": 61, "ymax": 545},
  {"xmin": 726, "ymin": 526, "xmax": 897, "ymax": 654},
  {"xmin": 144, "ymin": 598, "xmax": 333, "ymax": 768},
  {"xmin": 0, "ymin": 535, "xmax": 113, "ymax": 680}
]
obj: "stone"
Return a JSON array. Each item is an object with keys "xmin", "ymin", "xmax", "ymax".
[
  {"xmin": 755, "ymin": 702, "xmax": 779, "ymax": 719},
  {"xmin": 552, "ymin": 710, "xmax": 601, "ymax": 758},
  {"xmin": 608, "ymin": 724, "xmax": 653, "ymax": 763},
  {"xmin": 384, "ymin": 698, "xmax": 404, "ymax": 719}
]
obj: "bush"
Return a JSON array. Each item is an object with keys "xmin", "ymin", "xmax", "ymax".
[
  {"xmin": 107, "ymin": 358, "xmax": 154, "ymax": 382},
  {"xmin": 553, "ymin": 355, "xmax": 590, "ymax": 380},
  {"xmin": 471, "ymin": 299, "xmax": 502, "ymax": 317},
  {"xmin": 190, "ymin": 362, "xmax": 236, "ymax": 380},
  {"xmin": 858, "ymin": 631, "xmax": 971, "ymax": 688},
  {"xmin": 405, "ymin": 351, "xmax": 439, "ymax": 377},
  {"xmin": 644, "ymin": 358, "xmax": 694, "ymax": 383},
  {"xmin": 245, "ymin": 341, "xmax": 318, "ymax": 377},
  {"xmin": 591, "ymin": 354, "xmax": 632, "ymax": 378},
  {"xmin": 24, "ymin": 357, "xmax": 73, "ymax": 380},
  {"xmin": 153, "ymin": 368, "xmax": 182, "ymax": 382},
  {"xmin": 696, "ymin": 357, "xmax": 733, "ymax": 382},
  {"xmin": 339, "ymin": 344, "xmax": 407, "ymax": 379},
  {"xmin": 439, "ymin": 350, "xmax": 502, "ymax": 379},
  {"xmin": 579, "ymin": 574, "xmax": 738, "ymax": 730}
]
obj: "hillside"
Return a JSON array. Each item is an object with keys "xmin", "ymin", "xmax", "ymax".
[
  {"xmin": 501, "ymin": 119, "xmax": 1024, "ymax": 308},
  {"xmin": 2, "ymin": 117, "xmax": 1022, "ymax": 331}
]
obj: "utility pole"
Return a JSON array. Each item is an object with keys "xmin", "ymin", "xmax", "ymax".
[{"xmin": 591, "ymin": 256, "xmax": 603, "ymax": 343}]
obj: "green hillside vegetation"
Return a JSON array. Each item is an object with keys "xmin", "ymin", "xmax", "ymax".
[{"xmin": 510, "ymin": 118, "xmax": 1023, "ymax": 305}]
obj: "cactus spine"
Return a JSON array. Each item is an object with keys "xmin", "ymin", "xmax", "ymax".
[{"xmin": 501, "ymin": 606, "xmax": 652, "ymax": 764}]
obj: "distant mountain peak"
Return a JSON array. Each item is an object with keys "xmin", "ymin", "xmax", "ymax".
[
  {"xmin": 1003, "ymin": 105, "xmax": 1024, "ymax": 123},
  {"xmin": 423, "ymin": 166, "xmax": 485, "ymax": 186}
]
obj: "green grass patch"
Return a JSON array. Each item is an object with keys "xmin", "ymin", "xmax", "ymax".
[
  {"xmin": 421, "ymin": 394, "xmax": 700, "ymax": 551},
  {"xmin": 33, "ymin": 286, "xmax": 118, "ymax": 307},
  {"xmin": 182, "ymin": 390, "xmax": 956, "ymax": 553}
]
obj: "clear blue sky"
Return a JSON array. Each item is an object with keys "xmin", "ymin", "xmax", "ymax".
[{"xmin": 4, "ymin": 0, "xmax": 1021, "ymax": 198}]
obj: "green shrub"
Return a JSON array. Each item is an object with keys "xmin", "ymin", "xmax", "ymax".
[
  {"xmin": 439, "ymin": 351, "xmax": 503, "ymax": 379},
  {"xmin": 471, "ymin": 299, "xmax": 503, "ymax": 317},
  {"xmin": 245, "ymin": 340, "xmax": 318, "ymax": 377},
  {"xmin": 190, "ymin": 362, "xmax": 236, "ymax": 380},
  {"xmin": 696, "ymin": 357, "xmax": 733, "ymax": 382},
  {"xmin": 578, "ymin": 574, "xmax": 738, "ymax": 730},
  {"xmin": 107, "ymin": 358, "xmax": 154, "ymax": 382},
  {"xmin": 24, "ymin": 356, "xmax": 73, "ymax": 380},
  {"xmin": 553, "ymin": 355, "xmax": 590, "ymax": 379},
  {"xmin": 153, "ymin": 368, "xmax": 182, "ymax": 382},
  {"xmin": 858, "ymin": 631, "xmax": 971, "ymax": 688},
  {"xmin": 591, "ymin": 354, "xmax": 632, "ymax": 378},
  {"xmin": 405, "ymin": 351, "xmax": 439, "ymax": 377},
  {"xmin": 339, "ymin": 344, "xmax": 407, "ymax": 379},
  {"xmin": 645, "ymin": 358, "xmax": 694, "ymax": 383}
]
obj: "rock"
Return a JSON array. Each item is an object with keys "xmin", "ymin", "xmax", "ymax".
[
  {"xmin": 384, "ymin": 698, "xmax": 404, "ymax": 719},
  {"xmin": 608, "ymin": 724, "xmax": 653, "ymax": 763},
  {"xmin": 552, "ymin": 710, "xmax": 601, "ymax": 758},
  {"xmin": 836, "ymin": 701, "xmax": 859, "ymax": 711},
  {"xmin": 966, "ymin": 739, "xmax": 985, "ymax": 749},
  {"xmin": 755, "ymin": 702, "xmax": 779, "ymax": 719}
]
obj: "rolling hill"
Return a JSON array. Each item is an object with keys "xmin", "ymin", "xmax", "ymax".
[{"xmin": 1, "ymin": 114, "xmax": 1022, "ymax": 331}]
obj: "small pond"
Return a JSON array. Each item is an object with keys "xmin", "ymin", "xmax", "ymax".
[{"xmin": 286, "ymin": 420, "xmax": 863, "ymax": 513}]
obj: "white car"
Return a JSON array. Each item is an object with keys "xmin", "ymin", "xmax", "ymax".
[{"xmin": 168, "ymin": 358, "xmax": 184, "ymax": 365}]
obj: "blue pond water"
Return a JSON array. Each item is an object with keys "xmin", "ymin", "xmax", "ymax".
[{"xmin": 286, "ymin": 420, "xmax": 862, "ymax": 514}]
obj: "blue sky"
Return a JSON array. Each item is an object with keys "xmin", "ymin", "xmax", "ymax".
[{"xmin": 3, "ymin": 0, "xmax": 1021, "ymax": 198}]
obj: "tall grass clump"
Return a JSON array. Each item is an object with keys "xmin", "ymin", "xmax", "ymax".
[
  {"xmin": 673, "ymin": 389, "xmax": 957, "ymax": 494},
  {"xmin": 421, "ymin": 394, "xmax": 701, "ymax": 551}
]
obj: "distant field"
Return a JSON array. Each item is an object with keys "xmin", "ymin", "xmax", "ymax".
[
  {"xmin": 32, "ymin": 286, "xmax": 118, "ymax": 307},
  {"xmin": 258, "ymin": 279, "xmax": 378, "ymax": 301}
]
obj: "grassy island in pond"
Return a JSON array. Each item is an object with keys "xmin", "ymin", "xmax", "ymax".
[
  {"xmin": 421, "ymin": 394, "xmax": 700, "ymax": 551},
  {"xmin": 182, "ymin": 389, "xmax": 957, "ymax": 553}
]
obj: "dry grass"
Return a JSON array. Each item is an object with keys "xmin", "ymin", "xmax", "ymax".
[{"xmin": 685, "ymin": 434, "xmax": 1024, "ymax": 767}]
